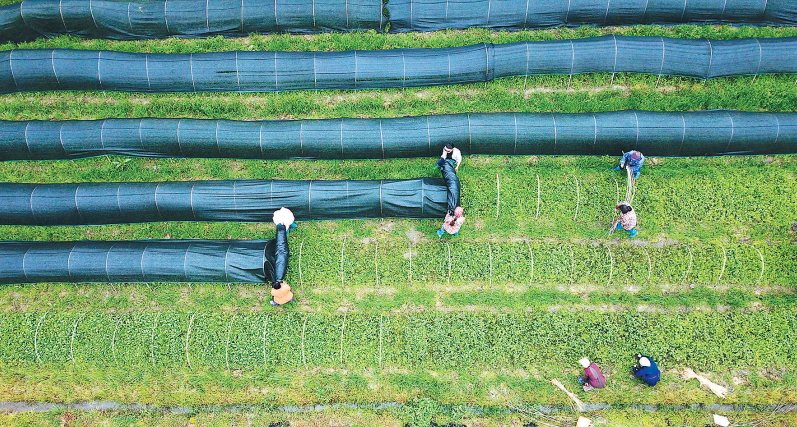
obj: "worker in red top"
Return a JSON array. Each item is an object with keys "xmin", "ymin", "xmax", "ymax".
[{"xmin": 577, "ymin": 357, "xmax": 606, "ymax": 391}]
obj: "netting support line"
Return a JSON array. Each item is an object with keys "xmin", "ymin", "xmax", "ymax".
[
  {"xmin": 715, "ymin": 245, "xmax": 727, "ymax": 286},
  {"xmin": 753, "ymin": 246, "xmax": 765, "ymax": 287},
  {"xmin": 606, "ymin": 246, "xmax": 614, "ymax": 287},
  {"xmin": 34, "ymin": 311, "xmax": 48, "ymax": 363},
  {"xmin": 186, "ymin": 311, "xmax": 196, "ymax": 369}
]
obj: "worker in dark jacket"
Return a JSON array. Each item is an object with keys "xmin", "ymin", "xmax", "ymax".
[{"xmin": 633, "ymin": 354, "xmax": 661, "ymax": 386}]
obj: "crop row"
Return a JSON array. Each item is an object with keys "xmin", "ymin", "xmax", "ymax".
[{"xmin": 1, "ymin": 311, "xmax": 795, "ymax": 371}]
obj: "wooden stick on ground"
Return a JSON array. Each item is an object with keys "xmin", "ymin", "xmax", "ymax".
[
  {"xmin": 682, "ymin": 368, "xmax": 729, "ymax": 398},
  {"xmin": 550, "ymin": 378, "xmax": 585, "ymax": 411}
]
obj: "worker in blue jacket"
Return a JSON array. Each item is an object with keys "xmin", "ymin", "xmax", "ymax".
[
  {"xmin": 633, "ymin": 354, "xmax": 661, "ymax": 386},
  {"xmin": 612, "ymin": 150, "xmax": 645, "ymax": 179}
]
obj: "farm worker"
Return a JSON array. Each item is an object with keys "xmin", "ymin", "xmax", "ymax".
[
  {"xmin": 269, "ymin": 223, "xmax": 293, "ymax": 306},
  {"xmin": 633, "ymin": 354, "xmax": 661, "ymax": 387},
  {"xmin": 615, "ymin": 202, "xmax": 638, "ymax": 238},
  {"xmin": 273, "ymin": 207, "xmax": 297, "ymax": 235},
  {"xmin": 577, "ymin": 357, "xmax": 606, "ymax": 392},
  {"xmin": 436, "ymin": 143, "xmax": 462, "ymax": 173},
  {"xmin": 270, "ymin": 281, "xmax": 294, "ymax": 306},
  {"xmin": 438, "ymin": 206, "xmax": 465, "ymax": 237},
  {"xmin": 612, "ymin": 150, "xmax": 645, "ymax": 179}
]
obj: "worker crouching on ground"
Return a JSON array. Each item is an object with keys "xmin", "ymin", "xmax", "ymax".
[
  {"xmin": 615, "ymin": 202, "xmax": 638, "ymax": 238},
  {"xmin": 633, "ymin": 354, "xmax": 661, "ymax": 386},
  {"xmin": 436, "ymin": 143, "xmax": 462, "ymax": 173},
  {"xmin": 273, "ymin": 206, "xmax": 297, "ymax": 235},
  {"xmin": 438, "ymin": 206, "xmax": 465, "ymax": 237},
  {"xmin": 269, "ymin": 220, "xmax": 294, "ymax": 307},
  {"xmin": 577, "ymin": 357, "xmax": 606, "ymax": 392},
  {"xmin": 612, "ymin": 150, "xmax": 645, "ymax": 179}
]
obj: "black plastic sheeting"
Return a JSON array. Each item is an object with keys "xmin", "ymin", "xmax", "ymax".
[
  {"xmin": 388, "ymin": 0, "xmax": 797, "ymax": 32},
  {"xmin": 0, "ymin": 179, "xmax": 447, "ymax": 226},
  {"xmin": 440, "ymin": 160, "xmax": 459, "ymax": 214},
  {"xmin": 0, "ymin": 0, "xmax": 384, "ymax": 42},
  {"xmin": 3, "ymin": 110, "xmax": 795, "ymax": 161},
  {"xmin": 0, "ymin": 239, "xmax": 276, "ymax": 285},
  {"xmin": 3, "ymin": 36, "xmax": 797, "ymax": 94},
  {"xmin": 271, "ymin": 224, "xmax": 288, "ymax": 283},
  {"xmin": 2, "ymin": 0, "xmax": 796, "ymax": 43}
]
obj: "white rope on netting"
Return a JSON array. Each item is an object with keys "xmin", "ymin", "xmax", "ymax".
[
  {"xmin": 715, "ymin": 245, "xmax": 727, "ymax": 286},
  {"xmin": 535, "ymin": 174, "xmax": 541, "ymax": 220},
  {"xmin": 643, "ymin": 247, "xmax": 652, "ymax": 285},
  {"xmin": 567, "ymin": 40, "xmax": 574, "ymax": 90},
  {"xmin": 34, "ymin": 311, "xmax": 48, "ymax": 364},
  {"xmin": 496, "ymin": 174, "xmax": 500, "ymax": 219},
  {"xmin": 752, "ymin": 38, "xmax": 763, "ymax": 84},
  {"xmin": 606, "ymin": 246, "xmax": 614, "ymax": 287},
  {"xmin": 378, "ymin": 314, "xmax": 383, "ymax": 369},
  {"xmin": 225, "ymin": 315, "xmax": 235, "ymax": 371},
  {"xmin": 340, "ymin": 238, "xmax": 346, "ymax": 290},
  {"xmin": 185, "ymin": 311, "xmax": 196, "ymax": 369},
  {"xmin": 446, "ymin": 242, "xmax": 452, "ymax": 287},
  {"xmin": 656, "ymin": 36, "xmax": 665, "ymax": 88},
  {"xmin": 301, "ymin": 314, "xmax": 308, "ymax": 369},
  {"xmin": 753, "ymin": 246, "xmax": 765, "ymax": 287},
  {"xmin": 261, "ymin": 315, "xmax": 269, "ymax": 366},
  {"xmin": 112, "ymin": 317, "xmax": 122, "ymax": 367},
  {"xmin": 488, "ymin": 242, "xmax": 493, "ymax": 287},
  {"xmin": 610, "ymin": 34, "xmax": 617, "ymax": 86},
  {"xmin": 149, "ymin": 313, "xmax": 159, "ymax": 367},
  {"xmin": 299, "ymin": 238, "xmax": 305, "ymax": 291},
  {"xmin": 573, "ymin": 176, "xmax": 580, "ymax": 222},
  {"xmin": 70, "ymin": 314, "xmax": 84, "ymax": 365},
  {"xmin": 526, "ymin": 241, "xmax": 534, "ymax": 285},
  {"xmin": 681, "ymin": 245, "xmax": 693, "ymax": 286},
  {"xmin": 374, "ymin": 240, "xmax": 379, "ymax": 289},
  {"xmin": 339, "ymin": 312, "xmax": 346, "ymax": 365}
]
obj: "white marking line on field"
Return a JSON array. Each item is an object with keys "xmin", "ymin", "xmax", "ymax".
[
  {"xmin": 573, "ymin": 176, "xmax": 580, "ymax": 221},
  {"xmin": 375, "ymin": 240, "xmax": 380, "ymax": 289},
  {"xmin": 535, "ymin": 174, "xmax": 540, "ymax": 220},
  {"xmin": 643, "ymin": 247, "xmax": 652, "ymax": 285},
  {"xmin": 526, "ymin": 241, "xmax": 534, "ymax": 285},
  {"xmin": 378, "ymin": 314, "xmax": 383, "ymax": 368},
  {"xmin": 446, "ymin": 242, "xmax": 452, "ymax": 287},
  {"xmin": 340, "ymin": 238, "xmax": 346, "ymax": 289},
  {"xmin": 607, "ymin": 246, "xmax": 614, "ymax": 287},
  {"xmin": 112, "ymin": 317, "xmax": 121, "ymax": 367},
  {"xmin": 339, "ymin": 312, "xmax": 346, "ymax": 365},
  {"xmin": 488, "ymin": 242, "xmax": 493, "ymax": 287},
  {"xmin": 186, "ymin": 311, "xmax": 196, "ymax": 369},
  {"xmin": 753, "ymin": 246, "xmax": 765, "ymax": 287},
  {"xmin": 70, "ymin": 314, "xmax": 84, "ymax": 365},
  {"xmin": 301, "ymin": 314, "xmax": 308, "ymax": 368},
  {"xmin": 299, "ymin": 238, "xmax": 305, "ymax": 291},
  {"xmin": 496, "ymin": 174, "xmax": 500, "ymax": 219},
  {"xmin": 715, "ymin": 245, "xmax": 727, "ymax": 286},
  {"xmin": 262, "ymin": 316, "xmax": 269, "ymax": 366},
  {"xmin": 225, "ymin": 315, "xmax": 235, "ymax": 370},
  {"xmin": 150, "ymin": 313, "xmax": 159, "ymax": 367},
  {"xmin": 34, "ymin": 311, "xmax": 48, "ymax": 363},
  {"xmin": 682, "ymin": 245, "xmax": 693, "ymax": 286}
]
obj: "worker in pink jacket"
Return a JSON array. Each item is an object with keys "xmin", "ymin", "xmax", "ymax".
[
  {"xmin": 615, "ymin": 201, "xmax": 638, "ymax": 238},
  {"xmin": 437, "ymin": 206, "xmax": 465, "ymax": 237},
  {"xmin": 577, "ymin": 357, "xmax": 606, "ymax": 391}
]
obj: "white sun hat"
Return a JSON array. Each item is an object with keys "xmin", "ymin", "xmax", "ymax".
[
  {"xmin": 578, "ymin": 357, "xmax": 590, "ymax": 368},
  {"xmin": 639, "ymin": 357, "xmax": 651, "ymax": 367},
  {"xmin": 713, "ymin": 414, "xmax": 730, "ymax": 427}
]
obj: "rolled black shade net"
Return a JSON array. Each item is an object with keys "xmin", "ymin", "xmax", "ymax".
[
  {"xmin": 388, "ymin": 0, "xmax": 797, "ymax": 32},
  {"xmin": 0, "ymin": 0, "xmax": 384, "ymax": 43},
  {"xmin": 0, "ymin": 179, "xmax": 447, "ymax": 226},
  {"xmin": 440, "ymin": 160, "xmax": 460, "ymax": 214},
  {"xmin": 2, "ymin": 0, "xmax": 796, "ymax": 43},
  {"xmin": 271, "ymin": 224, "xmax": 289, "ymax": 283},
  {"xmin": 2, "ymin": 110, "xmax": 796, "ymax": 161},
  {"xmin": 3, "ymin": 36, "xmax": 797, "ymax": 94},
  {"xmin": 0, "ymin": 239, "xmax": 278, "ymax": 285}
]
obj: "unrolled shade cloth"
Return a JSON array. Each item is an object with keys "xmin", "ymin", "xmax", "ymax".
[
  {"xmin": 440, "ymin": 160, "xmax": 460, "ymax": 214},
  {"xmin": 0, "ymin": 239, "xmax": 277, "ymax": 285},
  {"xmin": 0, "ymin": 0, "xmax": 384, "ymax": 42},
  {"xmin": 0, "ymin": 179, "xmax": 447, "ymax": 226},
  {"xmin": 387, "ymin": 0, "xmax": 797, "ymax": 32},
  {"xmin": 3, "ymin": 36, "xmax": 797, "ymax": 94},
  {"xmin": 2, "ymin": 110, "xmax": 796, "ymax": 161}
]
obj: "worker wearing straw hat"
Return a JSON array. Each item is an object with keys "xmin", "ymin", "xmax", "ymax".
[
  {"xmin": 577, "ymin": 357, "xmax": 606, "ymax": 392},
  {"xmin": 612, "ymin": 150, "xmax": 645, "ymax": 179},
  {"xmin": 633, "ymin": 354, "xmax": 661, "ymax": 386}
]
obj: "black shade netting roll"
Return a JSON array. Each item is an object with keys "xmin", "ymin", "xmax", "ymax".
[
  {"xmin": 0, "ymin": 0, "xmax": 384, "ymax": 43},
  {"xmin": 0, "ymin": 179, "xmax": 447, "ymax": 226},
  {"xmin": 3, "ymin": 36, "xmax": 797, "ymax": 94},
  {"xmin": 2, "ymin": 110, "xmax": 795, "ymax": 161},
  {"xmin": 0, "ymin": 239, "xmax": 275, "ymax": 285},
  {"xmin": 270, "ymin": 223, "xmax": 289, "ymax": 283},
  {"xmin": 439, "ymin": 160, "xmax": 460, "ymax": 214},
  {"xmin": 387, "ymin": 0, "xmax": 797, "ymax": 32}
]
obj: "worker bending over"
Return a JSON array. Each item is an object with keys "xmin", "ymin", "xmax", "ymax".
[
  {"xmin": 438, "ymin": 206, "xmax": 465, "ymax": 237},
  {"xmin": 577, "ymin": 357, "xmax": 606, "ymax": 392},
  {"xmin": 269, "ymin": 209, "xmax": 294, "ymax": 307},
  {"xmin": 615, "ymin": 202, "xmax": 638, "ymax": 239},
  {"xmin": 633, "ymin": 354, "xmax": 661, "ymax": 387},
  {"xmin": 612, "ymin": 150, "xmax": 645, "ymax": 179},
  {"xmin": 273, "ymin": 206, "xmax": 297, "ymax": 235},
  {"xmin": 436, "ymin": 143, "xmax": 462, "ymax": 173}
]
